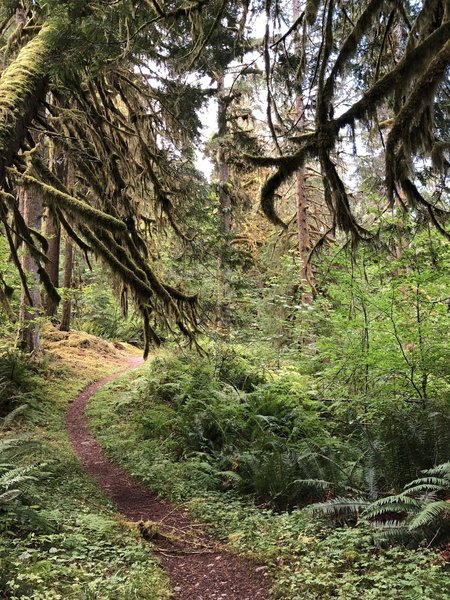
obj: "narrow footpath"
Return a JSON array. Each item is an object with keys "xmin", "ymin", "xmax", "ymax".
[{"xmin": 66, "ymin": 358, "xmax": 270, "ymax": 600}]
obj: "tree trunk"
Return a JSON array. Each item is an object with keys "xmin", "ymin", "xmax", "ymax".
[
  {"xmin": 60, "ymin": 160, "xmax": 74, "ymax": 332},
  {"xmin": 59, "ymin": 237, "xmax": 73, "ymax": 332},
  {"xmin": 293, "ymin": 0, "xmax": 314, "ymax": 305},
  {"xmin": 43, "ymin": 140, "xmax": 63, "ymax": 317},
  {"xmin": 217, "ymin": 74, "xmax": 232, "ymax": 238},
  {"xmin": 18, "ymin": 184, "xmax": 43, "ymax": 353},
  {"xmin": 44, "ymin": 207, "xmax": 60, "ymax": 317},
  {"xmin": 215, "ymin": 74, "xmax": 232, "ymax": 329}
]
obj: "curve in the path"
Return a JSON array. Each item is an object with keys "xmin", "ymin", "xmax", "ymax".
[{"xmin": 66, "ymin": 358, "xmax": 271, "ymax": 600}]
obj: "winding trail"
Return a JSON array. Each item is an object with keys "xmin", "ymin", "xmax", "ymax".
[{"xmin": 66, "ymin": 358, "xmax": 270, "ymax": 600}]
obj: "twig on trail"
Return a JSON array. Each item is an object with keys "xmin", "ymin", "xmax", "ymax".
[
  {"xmin": 155, "ymin": 548, "xmax": 218, "ymax": 557},
  {"xmin": 158, "ymin": 505, "xmax": 189, "ymax": 524},
  {"xmin": 138, "ymin": 519, "xmax": 220, "ymax": 551}
]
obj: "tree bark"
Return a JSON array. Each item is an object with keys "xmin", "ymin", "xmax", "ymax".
[
  {"xmin": 215, "ymin": 74, "xmax": 232, "ymax": 329},
  {"xmin": 59, "ymin": 236, "xmax": 73, "ymax": 332},
  {"xmin": 60, "ymin": 161, "xmax": 74, "ymax": 332},
  {"xmin": 43, "ymin": 140, "xmax": 63, "ymax": 317},
  {"xmin": 18, "ymin": 184, "xmax": 43, "ymax": 353},
  {"xmin": 217, "ymin": 75, "xmax": 232, "ymax": 238},
  {"xmin": 44, "ymin": 207, "xmax": 60, "ymax": 317},
  {"xmin": 293, "ymin": 0, "xmax": 314, "ymax": 304}
]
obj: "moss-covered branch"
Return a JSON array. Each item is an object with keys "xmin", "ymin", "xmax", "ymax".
[
  {"xmin": 0, "ymin": 23, "xmax": 56, "ymax": 183},
  {"xmin": 336, "ymin": 19, "xmax": 450, "ymax": 128},
  {"xmin": 20, "ymin": 173, "xmax": 127, "ymax": 233}
]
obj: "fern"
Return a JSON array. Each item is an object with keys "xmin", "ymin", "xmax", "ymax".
[
  {"xmin": 0, "ymin": 464, "xmax": 37, "ymax": 491},
  {"xmin": 425, "ymin": 463, "xmax": 450, "ymax": 477},
  {"xmin": 404, "ymin": 476, "xmax": 449, "ymax": 490},
  {"xmin": 311, "ymin": 461, "xmax": 450, "ymax": 546},
  {"xmin": 363, "ymin": 462, "xmax": 450, "ymax": 546},
  {"xmin": 311, "ymin": 496, "xmax": 369, "ymax": 519},
  {"xmin": 408, "ymin": 501, "xmax": 449, "ymax": 530},
  {"xmin": 290, "ymin": 478, "xmax": 331, "ymax": 491},
  {"xmin": 363, "ymin": 494, "xmax": 421, "ymax": 518}
]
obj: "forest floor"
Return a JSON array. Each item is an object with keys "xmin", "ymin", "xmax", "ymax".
[
  {"xmin": 2, "ymin": 328, "xmax": 449, "ymax": 599},
  {"xmin": 66, "ymin": 358, "xmax": 271, "ymax": 600}
]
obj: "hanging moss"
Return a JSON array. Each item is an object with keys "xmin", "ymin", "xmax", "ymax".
[
  {"xmin": 20, "ymin": 173, "xmax": 127, "ymax": 232},
  {"xmin": 336, "ymin": 20, "xmax": 450, "ymax": 128},
  {"xmin": 0, "ymin": 22, "xmax": 58, "ymax": 183},
  {"xmin": 37, "ymin": 265, "xmax": 61, "ymax": 305},
  {"xmin": 323, "ymin": 0, "xmax": 387, "ymax": 106},
  {"xmin": 385, "ymin": 39, "xmax": 450, "ymax": 197},
  {"xmin": 305, "ymin": 0, "xmax": 321, "ymax": 26}
]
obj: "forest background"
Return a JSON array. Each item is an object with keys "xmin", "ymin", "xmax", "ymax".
[{"xmin": 0, "ymin": 1, "xmax": 449, "ymax": 598}]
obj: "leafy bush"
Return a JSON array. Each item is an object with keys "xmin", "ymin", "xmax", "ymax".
[
  {"xmin": 74, "ymin": 284, "xmax": 143, "ymax": 344},
  {"xmin": 131, "ymin": 349, "xmax": 347, "ymax": 509},
  {"xmin": 213, "ymin": 344, "xmax": 266, "ymax": 391}
]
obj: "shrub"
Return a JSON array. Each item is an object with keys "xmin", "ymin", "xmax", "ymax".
[{"xmin": 0, "ymin": 350, "xmax": 36, "ymax": 415}]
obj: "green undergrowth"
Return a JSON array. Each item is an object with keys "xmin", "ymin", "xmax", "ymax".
[
  {"xmin": 87, "ymin": 347, "xmax": 450, "ymax": 600},
  {"xmin": 0, "ymin": 340, "xmax": 170, "ymax": 600}
]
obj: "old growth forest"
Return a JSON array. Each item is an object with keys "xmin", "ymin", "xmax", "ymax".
[{"xmin": 0, "ymin": 1, "xmax": 450, "ymax": 598}]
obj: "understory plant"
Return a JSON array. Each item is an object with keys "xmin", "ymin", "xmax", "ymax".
[
  {"xmin": 312, "ymin": 462, "xmax": 450, "ymax": 547},
  {"xmin": 134, "ymin": 348, "xmax": 347, "ymax": 510},
  {"xmin": 0, "ymin": 350, "xmax": 36, "ymax": 415},
  {"xmin": 88, "ymin": 351, "xmax": 450, "ymax": 600},
  {"xmin": 0, "ymin": 342, "xmax": 169, "ymax": 600}
]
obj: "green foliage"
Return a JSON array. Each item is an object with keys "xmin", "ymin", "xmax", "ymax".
[
  {"xmin": 271, "ymin": 525, "xmax": 450, "ymax": 600},
  {"xmin": 90, "ymin": 348, "xmax": 348, "ymax": 511},
  {"xmin": 293, "ymin": 228, "xmax": 450, "ymax": 494},
  {"xmin": 364, "ymin": 462, "xmax": 450, "ymax": 546},
  {"xmin": 213, "ymin": 344, "xmax": 266, "ymax": 392},
  {"xmin": 73, "ymin": 283, "xmax": 142, "ymax": 344},
  {"xmin": 0, "ymin": 350, "xmax": 37, "ymax": 415},
  {"xmin": 0, "ymin": 436, "xmax": 53, "ymax": 536},
  {"xmin": 0, "ymin": 350, "xmax": 169, "ymax": 600},
  {"xmin": 89, "ymin": 361, "xmax": 450, "ymax": 600}
]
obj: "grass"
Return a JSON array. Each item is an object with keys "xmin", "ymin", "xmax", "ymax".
[
  {"xmin": 87, "ymin": 350, "xmax": 450, "ymax": 600},
  {"xmin": 0, "ymin": 328, "xmax": 170, "ymax": 600}
]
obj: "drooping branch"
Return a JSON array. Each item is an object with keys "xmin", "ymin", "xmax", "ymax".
[
  {"xmin": 336, "ymin": 19, "xmax": 450, "ymax": 129},
  {"xmin": 385, "ymin": 39, "xmax": 450, "ymax": 196},
  {"xmin": 322, "ymin": 0, "xmax": 388, "ymax": 107}
]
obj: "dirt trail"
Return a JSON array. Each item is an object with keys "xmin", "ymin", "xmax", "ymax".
[{"xmin": 66, "ymin": 358, "xmax": 271, "ymax": 600}]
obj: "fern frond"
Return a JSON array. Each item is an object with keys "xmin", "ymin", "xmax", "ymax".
[
  {"xmin": 422, "ymin": 463, "xmax": 450, "ymax": 478},
  {"xmin": 1, "ymin": 403, "xmax": 29, "ymax": 426},
  {"xmin": 0, "ymin": 465, "xmax": 37, "ymax": 490},
  {"xmin": 408, "ymin": 501, "xmax": 450, "ymax": 530},
  {"xmin": 404, "ymin": 476, "xmax": 449, "ymax": 490},
  {"xmin": 372, "ymin": 525, "xmax": 412, "ymax": 545},
  {"xmin": 364, "ymin": 493, "xmax": 420, "ymax": 511},
  {"xmin": 290, "ymin": 478, "xmax": 331, "ymax": 490},
  {"xmin": 311, "ymin": 496, "xmax": 369, "ymax": 517},
  {"xmin": 370, "ymin": 519, "xmax": 405, "ymax": 529},
  {"xmin": 0, "ymin": 489, "xmax": 21, "ymax": 502}
]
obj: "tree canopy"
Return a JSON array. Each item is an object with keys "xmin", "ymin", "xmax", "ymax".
[{"xmin": 0, "ymin": 0, "xmax": 449, "ymax": 349}]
